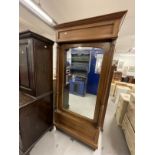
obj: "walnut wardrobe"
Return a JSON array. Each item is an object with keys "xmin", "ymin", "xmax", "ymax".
[
  {"xmin": 54, "ymin": 10, "xmax": 127, "ymax": 150},
  {"xmin": 19, "ymin": 11, "xmax": 127, "ymax": 154}
]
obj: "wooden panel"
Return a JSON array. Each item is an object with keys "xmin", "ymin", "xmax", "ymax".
[
  {"xmin": 34, "ymin": 39, "xmax": 53, "ymax": 96},
  {"xmin": 19, "ymin": 93, "xmax": 53, "ymax": 153},
  {"xmin": 55, "ymin": 11, "xmax": 127, "ymax": 42},
  {"xmin": 19, "ymin": 44, "xmax": 30, "ymax": 88},
  {"xmin": 55, "ymin": 111, "xmax": 99, "ymax": 149},
  {"xmin": 19, "ymin": 39, "xmax": 35, "ymax": 95},
  {"xmin": 57, "ymin": 22, "xmax": 114, "ymax": 42},
  {"xmin": 97, "ymin": 44, "xmax": 116, "ymax": 130}
]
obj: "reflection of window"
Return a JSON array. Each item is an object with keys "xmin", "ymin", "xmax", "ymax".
[
  {"xmin": 117, "ymin": 61, "xmax": 124, "ymax": 70},
  {"xmin": 67, "ymin": 49, "xmax": 71, "ymax": 64},
  {"xmin": 112, "ymin": 60, "xmax": 118, "ymax": 66},
  {"xmin": 95, "ymin": 54, "xmax": 103, "ymax": 74},
  {"xmin": 122, "ymin": 66, "xmax": 128, "ymax": 76},
  {"xmin": 128, "ymin": 66, "xmax": 135, "ymax": 72},
  {"xmin": 127, "ymin": 66, "xmax": 135, "ymax": 76}
]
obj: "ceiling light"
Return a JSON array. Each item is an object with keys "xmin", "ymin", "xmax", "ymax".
[
  {"xmin": 19, "ymin": 0, "xmax": 56, "ymax": 26},
  {"xmin": 78, "ymin": 47, "xmax": 82, "ymax": 49}
]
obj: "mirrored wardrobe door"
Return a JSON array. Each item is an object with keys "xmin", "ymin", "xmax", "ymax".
[
  {"xmin": 63, "ymin": 47, "xmax": 105, "ymax": 120},
  {"xmin": 54, "ymin": 42, "xmax": 113, "ymax": 150}
]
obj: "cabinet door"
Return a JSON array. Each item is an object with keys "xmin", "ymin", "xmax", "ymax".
[
  {"xmin": 33, "ymin": 39, "xmax": 53, "ymax": 96},
  {"xmin": 19, "ymin": 39, "xmax": 34, "ymax": 94}
]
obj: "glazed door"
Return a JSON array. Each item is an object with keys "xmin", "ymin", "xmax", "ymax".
[
  {"xmin": 19, "ymin": 39, "xmax": 34, "ymax": 94},
  {"xmin": 54, "ymin": 42, "xmax": 114, "ymax": 149}
]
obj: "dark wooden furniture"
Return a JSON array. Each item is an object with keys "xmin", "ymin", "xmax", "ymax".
[
  {"xmin": 19, "ymin": 31, "xmax": 54, "ymax": 155},
  {"xmin": 113, "ymin": 71, "xmax": 122, "ymax": 81},
  {"xmin": 19, "ymin": 31, "xmax": 53, "ymax": 97},
  {"xmin": 122, "ymin": 76, "xmax": 135, "ymax": 84},
  {"xmin": 54, "ymin": 11, "xmax": 127, "ymax": 149}
]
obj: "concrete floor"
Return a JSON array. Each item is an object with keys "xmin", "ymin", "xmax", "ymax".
[
  {"xmin": 68, "ymin": 93, "xmax": 96, "ymax": 119},
  {"xmin": 30, "ymin": 97, "xmax": 130, "ymax": 155}
]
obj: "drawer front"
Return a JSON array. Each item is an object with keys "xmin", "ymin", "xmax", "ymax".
[
  {"xmin": 57, "ymin": 21, "xmax": 116, "ymax": 42},
  {"xmin": 115, "ymin": 99, "xmax": 123, "ymax": 123},
  {"xmin": 115, "ymin": 99, "xmax": 128, "ymax": 125},
  {"xmin": 122, "ymin": 115, "xmax": 135, "ymax": 155},
  {"xmin": 130, "ymin": 93, "xmax": 135, "ymax": 103},
  {"xmin": 127, "ymin": 103, "xmax": 135, "ymax": 130}
]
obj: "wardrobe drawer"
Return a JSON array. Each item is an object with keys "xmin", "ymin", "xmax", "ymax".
[
  {"xmin": 130, "ymin": 93, "xmax": 135, "ymax": 103},
  {"xmin": 122, "ymin": 115, "xmax": 135, "ymax": 155},
  {"xmin": 126, "ymin": 103, "xmax": 135, "ymax": 131},
  {"xmin": 115, "ymin": 93, "xmax": 130, "ymax": 125}
]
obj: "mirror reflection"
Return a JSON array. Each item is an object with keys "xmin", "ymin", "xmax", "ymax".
[{"xmin": 63, "ymin": 47, "xmax": 104, "ymax": 119}]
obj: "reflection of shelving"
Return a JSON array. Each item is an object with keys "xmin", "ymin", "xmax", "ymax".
[
  {"xmin": 69, "ymin": 49, "xmax": 90, "ymax": 96},
  {"xmin": 71, "ymin": 50, "xmax": 90, "ymax": 72},
  {"xmin": 73, "ymin": 73, "xmax": 87, "ymax": 79},
  {"xmin": 71, "ymin": 62, "xmax": 89, "ymax": 72},
  {"xmin": 69, "ymin": 77, "xmax": 86, "ymax": 96},
  {"xmin": 72, "ymin": 56, "xmax": 90, "ymax": 62}
]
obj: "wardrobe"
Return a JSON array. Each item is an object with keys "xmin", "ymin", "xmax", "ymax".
[
  {"xmin": 54, "ymin": 10, "xmax": 127, "ymax": 149},
  {"xmin": 19, "ymin": 31, "xmax": 54, "ymax": 155}
]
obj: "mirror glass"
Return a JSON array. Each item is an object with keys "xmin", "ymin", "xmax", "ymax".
[{"xmin": 63, "ymin": 47, "xmax": 104, "ymax": 119}]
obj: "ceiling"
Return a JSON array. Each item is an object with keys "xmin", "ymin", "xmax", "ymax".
[{"xmin": 19, "ymin": 0, "xmax": 135, "ymax": 53}]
